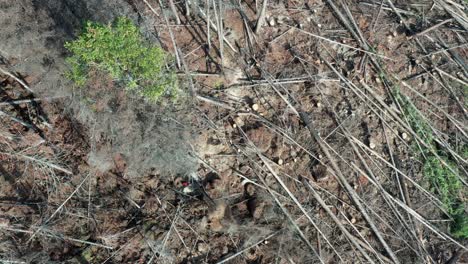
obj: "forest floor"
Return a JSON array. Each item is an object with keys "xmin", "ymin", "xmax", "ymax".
[{"xmin": 0, "ymin": 0, "xmax": 467, "ymax": 263}]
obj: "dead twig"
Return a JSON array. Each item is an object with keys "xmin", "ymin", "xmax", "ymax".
[
  {"xmin": 196, "ymin": 94, "xmax": 234, "ymax": 110},
  {"xmin": 0, "ymin": 96, "xmax": 67, "ymax": 107},
  {"xmin": 302, "ymin": 179, "xmax": 377, "ymax": 263},
  {"xmin": 409, "ymin": 18, "xmax": 453, "ymax": 39},
  {"xmin": 291, "ymin": 26, "xmax": 394, "ymax": 61},
  {"xmin": 298, "ymin": 111, "xmax": 401, "ymax": 264},
  {"xmin": 0, "ymin": 67, "xmax": 34, "ymax": 94},
  {"xmin": 0, "ymin": 151, "xmax": 72, "ymax": 175},
  {"xmin": 0, "ymin": 110, "xmax": 35, "ymax": 129},
  {"xmin": 215, "ymin": 231, "xmax": 279, "ymax": 264},
  {"xmin": 434, "ymin": 0, "xmax": 468, "ymax": 31},
  {"xmin": 26, "ymin": 173, "xmax": 90, "ymax": 243},
  {"xmin": 257, "ymin": 153, "xmax": 344, "ymax": 262},
  {"xmin": 1, "ymin": 225, "xmax": 113, "ymax": 249},
  {"xmin": 143, "ymin": 0, "xmax": 181, "ymax": 68},
  {"xmin": 193, "ymin": 3, "xmax": 238, "ymax": 52},
  {"xmin": 255, "ymin": 0, "xmax": 268, "ymax": 35},
  {"xmin": 168, "ymin": 0, "xmax": 181, "ymax": 24}
]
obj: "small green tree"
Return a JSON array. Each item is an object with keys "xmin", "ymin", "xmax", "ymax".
[
  {"xmin": 394, "ymin": 89, "xmax": 468, "ymax": 239},
  {"xmin": 65, "ymin": 17, "xmax": 178, "ymax": 101}
]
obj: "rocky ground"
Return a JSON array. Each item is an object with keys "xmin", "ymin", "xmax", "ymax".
[{"xmin": 0, "ymin": 0, "xmax": 467, "ymax": 263}]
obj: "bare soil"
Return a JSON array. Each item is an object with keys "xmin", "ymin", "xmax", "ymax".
[{"xmin": 0, "ymin": 0, "xmax": 467, "ymax": 263}]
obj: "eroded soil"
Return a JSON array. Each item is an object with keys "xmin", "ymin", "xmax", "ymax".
[{"xmin": 1, "ymin": 0, "xmax": 467, "ymax": 263}]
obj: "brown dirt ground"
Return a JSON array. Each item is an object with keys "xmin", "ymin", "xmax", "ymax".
[{"xmin": 1, "ymin": 0, "xmax": 467, "ymax": 263}]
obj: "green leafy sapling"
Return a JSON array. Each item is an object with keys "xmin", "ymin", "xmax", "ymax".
[{"xmin": 65, "ymin": 17, "xmax": 178, "ymax": 102}]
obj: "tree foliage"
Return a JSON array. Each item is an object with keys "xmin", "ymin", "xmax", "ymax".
[
  {"xmin": 395, "ymin": 89, "xmax": 467, "ymax": 238},
  {"xmin": 65, "ymin": 17, "xmax": 178, "ymax": 101}
]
